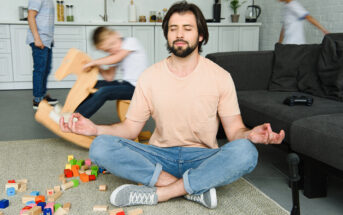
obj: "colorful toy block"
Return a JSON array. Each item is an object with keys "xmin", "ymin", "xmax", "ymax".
[
  {"xmin": 69, "ymin": 159, "xmax": 77, "ymax": 165},
  {"xmin": 76, "ymin": 159, "xmax": 85, "ymax": 167},
  {"xmin": 29, "ymin": 205, "xmax": 42, "ymax": 215},
  {"xmin": 80, "ymin": 173, "xmax": 89, "ymax": 182},
  {"xmin": 65, "ymin": 163, "xmax": 72, "ymax": 170},
  {"xmin": 48, "ymin": 191, "xmax": 62, "ymax": 202},
  {"xmin": 89, "ymin": 175, "xmax": 96, "ymax": 181},
  {"xmin": 35, "ymin": 195, "xmax": 45, "ymax": 203},
  {"xmin": 26, "ymin": 201, "xmax": 36, "ymax": 205},
  {"xmin": 117, "ymin": 211, "xmax": 126, "ymax": 215},
  {"xmin": 91, "ymin": 169, "xmax": 98, "ymax": 177},
  {"xmin": 85, "ymin": 159, "xmax": 91, "ymax": 166},
  {"xmin": 71, "ymin": 165, "xmax": 80, "ymax": 177},
  {"xmin": 91, "ymin": 166, "xmax": 99, "ymax": 172},
  {"xmin": 22, "ymin": 195, "xmax": 36, "ymax": 204},
  {"xmin": 55, "ymin": 207, "xmax": 68, "ymax": 215},
  {"xmin": 47, "ymin": 189, "xmax": 54, "ymax": 196},
  {"xmin": 64, "ymin": 169, "xmax": 73, "ymax": 178},
  {"xmin": 63, "ymin": 202, "xmax": 71, "ymax": 211},
  {"xmin": 68, "ymin": 155, "xmax": 74, "ymax": 162},
  {"xmin": 5, "ymin": 182, "xmax": 19, "ymax": 190},
  {"xmin": 71, "ymin": 179, "xmax": 79, "ymax": 187},
  {"xmin": 6, "ymin": 187, "xmax": 15, "ymax": 196},
  {"xmin": 18, "ymin": 182, "xmax": 27, "ymax": 192},
  {"xmin": 20, "ymin": 206, "xmax": 32, "ymax": 215},
  {"xmin": 54, "ymin": 185, "xmax": 61, "ymax": 192},
  {"xmin": 8, "ymin": 179, "xmax": 15, "ymax": 183},
  {"xmin": 45, "ymin": 202, "xmax": 54, "ymax": 213},
  {"xmin": 0, "ymin": 199, "xmax": 9, "ymax": 208},
  {"xmin": 30, "ymin": 191, "xmax": 40, "ymax": 196},
  {"xmin": 54, "ymin": 203, "xmax": 62, "ymax": 211},
  {"xmin": 99, "ymin": 185, "xmax": 107, "ymax": 191},
  {"xmin": 43, "ymin": 207, "xmax": 53, "ymax": 215},
  {"xmin": 61, "ymin": 181, "xmax": 74, "ymax": 191},
  {"xmin": 93, "ymin": 205, "xmax": 108, "ymax": 211},
  {"xmin": 37, "ymin": 202, "xmax": 46, "ymax": 210},
  {"xmin": 85, "ymin": 170, "xmax": 92, "ymax": 175},
  {"xmin": 108, "ymin": 208, "xmax": 124, "ymax": 215}
]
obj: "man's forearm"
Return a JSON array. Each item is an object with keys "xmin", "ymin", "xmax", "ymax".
[
  {"xmin": 28, "ymin": 11, "xmax": 41, "ymax": 41},
  {"xmin": 230, "ymin": 127, "xmax": 251, "ymax": 141},
  {"xmin": 95, "ymin": 121, "xmax": 140, "ymax": 140}
]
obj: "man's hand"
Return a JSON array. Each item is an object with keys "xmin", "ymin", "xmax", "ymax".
[
  {"xmin": 34, "ymin": 39, "xmax": 44, "ymax": 49},
  {"xmin": 59, "ymin": 113, "xmax": 98, "ymax": 136},
  {"xmin": 248, "ymin": 123, "xmax": 285, "ymax": 144}
]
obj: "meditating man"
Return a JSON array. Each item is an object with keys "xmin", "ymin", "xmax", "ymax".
[{"xmin": 60, "ymin": 1, "xmax": 285, "ymax": 209}]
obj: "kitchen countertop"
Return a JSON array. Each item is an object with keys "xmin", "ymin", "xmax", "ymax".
[{"xmin": 0, "ymin": 20, "xmax": 262, "ymax": 26}]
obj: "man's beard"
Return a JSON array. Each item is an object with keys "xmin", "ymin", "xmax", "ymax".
[{"xmin": 167, "ymin": 38, "xmax": 199, "ymax": 58}]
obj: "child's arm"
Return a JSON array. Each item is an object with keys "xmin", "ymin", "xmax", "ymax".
[
  {"xmin": 279, "ymin": 27, "xmax": 284, "ymax": 43},
  {"xmin": 84, "ymin": 49, "xmax": 131, "ymax": 70},
  {"xmin": 305, "ymin": 15, "xmax": 329, "ymax": 35}
]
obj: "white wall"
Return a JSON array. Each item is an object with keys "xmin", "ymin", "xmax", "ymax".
[
  {"xmin": 257, "ymin": 0, "xmax": 343, "ymax": 50},
  {"xmin": 1, "ymin": 0, "xmax": 254, "ymax": 23}
]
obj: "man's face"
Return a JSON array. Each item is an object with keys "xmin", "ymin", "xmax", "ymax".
[
  {"xmin": 98, "ymin": 33, "xmax": 122, "ymax": 55},
  {"xmin": 167, "ymin": 11, "xmax": 203, "ymax": 58}
]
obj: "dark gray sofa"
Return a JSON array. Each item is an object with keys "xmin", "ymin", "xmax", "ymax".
[{"xmin": 206, "ymin": 34, "xmax": 343, "ymax": 198}]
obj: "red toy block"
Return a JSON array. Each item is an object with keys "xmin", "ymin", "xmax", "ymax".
[
  {"xmin": 64, "ymin": 169, "xmax": 73, "ymax": 178},
  {"xmin": 79, "ymin": 173, "xmax": 89, "ymax": 183},
  {"xmin": 89, "ymin": 175, "xmax": 96, "ymax": 181},
  {"xmin": 8, "ymin": 180, "xmax": 15, "ymax": 183},
  {"xmin": 117, "ymin": 211, "xmax": 126, "ymax": 215}
]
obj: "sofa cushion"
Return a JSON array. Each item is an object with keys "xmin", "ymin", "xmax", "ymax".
[
  {"xmin": 269, "ymin": 43, "xmax": 320, "ymax": 92},
  {"xmin": 317, "ymin": 33, "xmax": 343, "ymax": 101},
  {"xmin": 237, "ymin": 90, "xmax": 343, "ymax": 143},
  {"xmin": 290, "ymin": 114, "xmax": 343, "ymax": 171}
]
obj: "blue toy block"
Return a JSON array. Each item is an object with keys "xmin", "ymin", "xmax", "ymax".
[
  {"xmin": 43, "ymin": 207, "xmax": 52, "ymax": 215},
  {"xmin": 30, "ymin": 191, "xmax": 40, "ymax": 196},
  {"xmin": 6, "ymin": 187, "xmax": 15, "ymax": 196},
  {"xmin": 25, "ymin": 201, "xmax": 36, "ymax": 206},
  {"xmin": 0, "ymin": 199, "xmax": 9, "ymax": 208},
  {"xmin": 37, "ymin": 202, "xmax": 46, "ymax": 210}
]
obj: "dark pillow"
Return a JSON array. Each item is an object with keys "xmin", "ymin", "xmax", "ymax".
[
  {"xmin": 297, "ymin": 45, "xmax": 325, "ymax": 97},
  {"xmin": 317, "ymin": 34, "xmax": 343, "ymax": 101},
  {"xmin": 269, "ymin": 43, "xmax": 319, "ymax": 92}
]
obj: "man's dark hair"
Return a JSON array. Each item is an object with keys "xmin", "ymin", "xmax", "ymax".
[{"xmin": 162, "ymin": 1, "xmax": 209, "ymax": 53}]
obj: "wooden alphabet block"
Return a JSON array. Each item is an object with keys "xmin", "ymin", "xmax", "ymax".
[
  {"xmin": 5, "ymin": 182, "xmax": 19, "ymax": 191},
  {"xmin": 63, "ymin": 202, "xmax": 71, "ymax": 211},
  {"xmin": 55, "ymin": 207, "xmax": 68, "ymax": 215},
  {"xmin": 22, "ymin": 195, "xmax": 36, "ymax": 204},
  {"xmin": 54, "ymin": 185, "xmax": 61, "ymax": 192},
  {"xmin": 99, "ymin": 184, "xmax": 107, "ymax": 191},
  {"xmin": 108, "ymin": 208, "xmax": 124, "ymax": 215},
  {"xmin": 68, "ymin": 155, "xmax": 74, "ymax": 162},
  {"xmin": 128, "ymin": 208, "xmax": 143, "ymax": 215},
  {"xmin": 93, "ymin": 205, "xmax": 108, "ymax": 212},
  {"xmin": 48, "ymin": 191, "xmax": 62, "ymax": 202}
]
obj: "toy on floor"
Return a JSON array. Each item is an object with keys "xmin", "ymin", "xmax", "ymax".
[{"xmin": 35, "ymin": 48, "xmax": 151, "ymax": 148}]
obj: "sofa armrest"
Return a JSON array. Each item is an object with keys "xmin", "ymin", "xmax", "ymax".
[{"xmin": 206, "ymin": 51, "xmax": 274, "ymax": 91}]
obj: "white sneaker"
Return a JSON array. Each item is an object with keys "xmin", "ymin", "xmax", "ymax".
[{"xmin": 184, "ymin": 188, "xmax": 217, "ymax": 209}]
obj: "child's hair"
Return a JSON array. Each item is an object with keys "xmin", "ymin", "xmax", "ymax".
[{"xmin": 92, "ymin": 27, "xmax": 116, "ymax": 47}]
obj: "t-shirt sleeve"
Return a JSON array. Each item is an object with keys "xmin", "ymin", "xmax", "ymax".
[
  {"xmin": 28, "ymin": 0, "xmax": 42, "ymax": 11},
  {"xmin": 121, "ymin": 37, "xmax": 139, "ymax": 52},
  {"xmin": 291, "ymin": 1, "xmax": 309, "ymax": 20},
  {"xmin": 217, "ymin": 73, "xmax": 241, "ymax": 117},
  {"xmin": 125, "ymin": 77, "xmax": 151, "ymax": 122}
]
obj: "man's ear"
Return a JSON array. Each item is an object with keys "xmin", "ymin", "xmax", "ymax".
[{"xmin": 199, "ymin": 35, "xmax": 204, "ymax": 42}]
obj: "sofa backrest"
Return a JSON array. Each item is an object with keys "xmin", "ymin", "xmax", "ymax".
[{"xmin": 206, "ymin": 51, "xmax": 274, "ymax": 91}]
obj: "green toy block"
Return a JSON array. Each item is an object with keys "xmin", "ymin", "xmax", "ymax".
[
  {"xmin": 71, "ymin": 179, "xmax": 80, "ymax": 187},
  {"xmin": 91, "ymin": 170, "xmax": 98, "ymax": 177},
  {"xmin": 76, "ymin": 160, "xmax": 85, "ymax": 167},
  {"xmin": 54, "ymin": 203, "xmax": 62, "ymax": 211},
  {"xmin": 69, "ymin": 159, "xmax": 77, "ymax": 165},
  {"xmin": 91, "ymin": 166, "xmax": 99, "ymax": 171}
]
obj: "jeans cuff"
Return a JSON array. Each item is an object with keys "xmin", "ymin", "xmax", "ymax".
[
  {"xmin": 148, "ymin": 163, "xmax": 162, "ymax": 187},
  {"xmin": 34, "ymin": 97, "xmax": 44, "ymax": 103},
  {"xmin": 183, "ymin": 169, "xmax": 194, "ymax": 194}
]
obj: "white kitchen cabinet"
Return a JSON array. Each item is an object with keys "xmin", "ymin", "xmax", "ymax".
[
  {"xmin": 202, "ymin": 26, "xmax": 219, "ymax": 57},
  {"xmin": 0, "ymin": 25, "xmax": 12, "ymax": 82},
  {"xmin": 239, "ymin": 27, "xmax": 259, "ymax": 51},
  {"xmin": 218, "ymin": 27, "xmax": 240, "ymax": 52},
  {"xmin": 132, "ymin": 26, "xmax": 155, "ymax": 66},
  {"xmin": 154, "ymin": 26, "xmax": 169, "ymax": 63},
  {"xmin": 10, "ymin": 25, "xmax": 33, "ymax": 82}
]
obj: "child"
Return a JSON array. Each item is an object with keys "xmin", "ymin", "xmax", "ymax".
[
  {"xmin": 278, "ymin": 0, "xmax": 329, "ymax": 44},
  {"xmin": 27, "ymin": 0, "xmax": 58, "ymax": 110},
  {"xmin": 76, "ymin": 27, "xmax": 148, "ymax": 118}
]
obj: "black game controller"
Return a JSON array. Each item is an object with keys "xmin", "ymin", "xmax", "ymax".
[{"xmin": 283, "ymin": 96, "xmax": 313, "ymax": 106}]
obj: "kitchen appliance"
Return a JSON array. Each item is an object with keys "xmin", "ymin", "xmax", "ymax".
[
  {"xmin": 245, "ymin": 0, "xmax": 261, "ymax": 23},
  {"xmin": 206, "ymin": 0, "xmax": 222, "ymax": 23},
  {"xmin": 19, "ymin": 6, "xmax": 28, "ymax": 21}
]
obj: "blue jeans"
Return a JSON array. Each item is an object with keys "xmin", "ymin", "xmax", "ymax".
[
  {"xmin": 30, "ymin": 43, "xmax": 53, "ymax": 102},
  {"xmin": 89, "ymin": 135, "xmax": 258, "ymax": 195},
  {"xmin": 76, "ymin": 80, "xmax": 135, "ymax": 118}
]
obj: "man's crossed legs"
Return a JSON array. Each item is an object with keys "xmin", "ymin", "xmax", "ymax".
[{"xmin": 89, "ymin": 135, "xmax": 258, "ymax": 209}]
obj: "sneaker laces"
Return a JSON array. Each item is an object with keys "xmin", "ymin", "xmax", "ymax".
[
  {"xmin": 186, "ymin": 193, "xmax": 204, "ymax": 203},
  {"xmin": 129, "ymin": 191, "xmax": 155, "ymax": 205}
]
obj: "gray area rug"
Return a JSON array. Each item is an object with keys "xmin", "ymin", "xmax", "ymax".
[{"xmin": 0, "ymin": 138, "xmax": 289, "ymax": 215}]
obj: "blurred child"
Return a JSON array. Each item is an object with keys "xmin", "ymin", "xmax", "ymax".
[
  {"xmin": 278, "ymin": 0, "xmax": 329, "ymax": 44},
  {"xmin": 76, "ymin": 27, "xmax": 148, "ymax": 118}
]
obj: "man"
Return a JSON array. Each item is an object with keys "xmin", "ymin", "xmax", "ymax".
[
  {"xmin": 278, "ymin": 0, "xmax": 329, "ymax": 44},
  {"xmin": 27, "ymin": 0, "xmax": 58, "ymax": 110},
  {"xmin": 60, "ymin": 1, "xmax": 285, "ymax": 209}
]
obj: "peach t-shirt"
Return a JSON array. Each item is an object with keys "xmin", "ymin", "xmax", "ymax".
[{"xmin": 126, "ymin": 56, "xmax": 240, "ymax": 148}]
